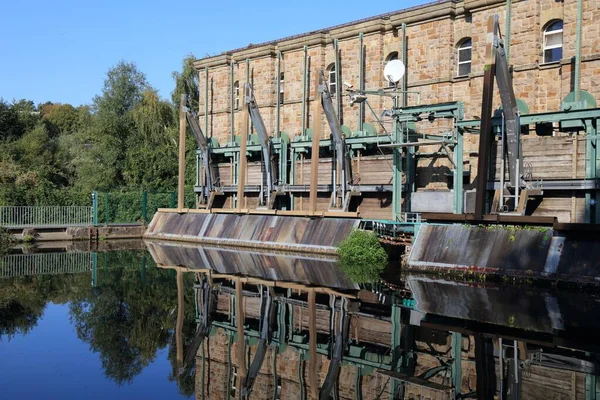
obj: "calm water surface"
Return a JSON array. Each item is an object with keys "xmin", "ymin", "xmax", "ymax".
[{"xmin": 0, "ymin": 243, "xmax": 599, "ymax": 399}]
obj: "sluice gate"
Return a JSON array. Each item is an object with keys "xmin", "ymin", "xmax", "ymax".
[
  {"xmin": 144, "ymin": 211, "xmax": 359, "ymax": 254},
  {"xmin": 408, "ymin": 223, "xmax": 600, "ymax": 283}
]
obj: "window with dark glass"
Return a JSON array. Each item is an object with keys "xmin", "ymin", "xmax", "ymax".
[
  {"xmin": 457, "ymin": 38, "xmax": 472, "ymax": 77},
  {"xmin": 543, "ymin": 20, "xmax": 563, "ymax": 64}
]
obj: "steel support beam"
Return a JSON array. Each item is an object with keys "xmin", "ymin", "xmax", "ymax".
[{"xmin": 474, "ymin": 16, "xmax": 498, "ymax": 219}]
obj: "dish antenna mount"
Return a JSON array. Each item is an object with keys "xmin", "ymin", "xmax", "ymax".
[{"xmin": 384, "ymin": 60, "xmax": 406, "ymax": 84}]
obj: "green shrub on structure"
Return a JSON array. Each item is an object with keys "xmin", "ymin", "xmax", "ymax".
[
  {"xmin": 337, "ymin": 229, "xmax": 388, "ymax": 284},
  {"xmin": 0, "ymin": 227, "xmax": 15, "ymax": 255}
]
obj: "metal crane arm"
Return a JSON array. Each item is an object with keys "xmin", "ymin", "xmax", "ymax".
[
  {"xmin": 182, "ymin": 94, "xmax": 214, "ymax": 194},
  {"xmin": 318, "ymin": 70, "xmax": 353, "ymax": 189},
  {"xmin": 244, "ymin": 83, "xmax": 278, "ymax": 193},
  {"xmin": 493, "ymin": 18, "xmax": 522, "ymax": 190}
]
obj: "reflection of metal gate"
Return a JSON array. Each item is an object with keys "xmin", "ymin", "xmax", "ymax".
[{"xmin": 0, "ymin": 252, "xmax": 93, "ymax": 279}]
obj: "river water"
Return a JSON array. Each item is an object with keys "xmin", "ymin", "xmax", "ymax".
[{"xmin": 0, "ymin": 242, "xmax": 598, "ymax": 399}]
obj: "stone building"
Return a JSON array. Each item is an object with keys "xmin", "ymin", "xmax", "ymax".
[{"xmin": 193, "ymin": 0, "xmax": 599, "ymax": 144}]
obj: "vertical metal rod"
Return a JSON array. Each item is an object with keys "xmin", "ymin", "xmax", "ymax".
[
  {"xmin": 301, "ymin": 45, "xmax": 308, "ymax": 135},
  {"xmin": 513, "ymin": 340, "xmax": 518, "ymax": 384},
  {"xmin": 105, "ymin": 192, "xmax": 109, "ymax": 225},
  {"xmin": 500, "ymin": 113, "xmax": 505, "ymax": 210},
  {"xmin": 505, "ymin": 0, "xmax": 511, "ymax": 62},
  {"xmin": 474, "ymin": 16, "xmax": 498, "ymax": 219},
  {"xmin": 401, "ymin": 23, "xmax": 408, "ymax": 107},
  {"xmin": 309, "ymin": 71, "xmax": 322, "ymax": 214},
  {"xmin": 235, "ymin": 278, "xmax": 247, "ymax": 394},
  {"xmin": 334, "ymin": 38, "xmax": 341, "ymax": 117},
  {"xmin": 358, "ymin": 32, "xmax": 364, "ymax": 131},
  {"xmin": 575, "ymin": 0, "xmax": 582, "ymax": 101},
  {"xmin": 205, "ymin": 67, "xmax": 209, "ymax": 137},
  {"xmin": 308, "ymin": 289, "xmax": 318, "ymax": 400},
  {"xmin": 499, "ymin": 338, "xmax": 504, "ymax": 399},
  {"xmin": 276, "ymin": 50, "xmax": 281, "ymax": 137},
  {"xmin": 230, "ymin": 60, "xmax": 235, "ymax": 142},
  {"xmin": 92, "ymin": 191, "xmax": 98, "ymax": 226},
  {"xmin": 178, "ymin": 94, "xmax": 187, "ymax": 210},
  {"xmin": 237, "ymin": 87, "xmax": 249, "ymax": 212},
  {"xmin": 246, "ymin": 58, "xmax": 251, "ymax": 135},
  {"xmin": 176, "ymin": 269, "xmax": 185, "ymax": 369}
]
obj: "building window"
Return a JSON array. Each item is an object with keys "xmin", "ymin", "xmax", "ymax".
[
  {"xmin": 457, "ymin": 38, "xmax": 472, "ymax": 77},
  {"xmin": 233, "ymin": 81, "xmax": 240, "ymax": 110},
  {"xmin": 385, "ymin": 52, "xmax": 399, "ymax": 86},
  {"xmin": 543, "ymin": 20, "xmax": 563, "ymax": 64},
  {"xmin": 327, "ymin": 63, "xmax": 337, "ymax": 96},
  {"xmin": 279, "ymin": 73, "xmax": 284, "ymax": 104}
]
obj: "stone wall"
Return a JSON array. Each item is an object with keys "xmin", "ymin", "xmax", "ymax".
[{"xmin": 194, "ymin": 0, "xmax": 600, "ymax": 145}]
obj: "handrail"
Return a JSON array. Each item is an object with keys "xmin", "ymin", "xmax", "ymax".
[{"xmin": 0, "ymin": 206, "xmax": 93, "ymax": 227}]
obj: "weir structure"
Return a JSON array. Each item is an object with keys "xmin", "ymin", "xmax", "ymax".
[
  {"xmin": 147, "ymin": 9, "xmax": 600, "ymax": 243},
  {"xmin": 148, "ymin": 4, "xmax": 600, "ymax": 282}
]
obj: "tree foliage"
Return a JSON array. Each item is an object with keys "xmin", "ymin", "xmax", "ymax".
[{"xmin": 0, "ymin": 55, "xmax": 198, "ymax": 206}]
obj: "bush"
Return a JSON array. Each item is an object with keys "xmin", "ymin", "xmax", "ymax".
[
  {"xmin": 0, "ymin": 226, "xmax": 15, "ymax": 255},
  {"xmin": 337, "ymin": 229, "xmax": 388, "ymax": 283}
]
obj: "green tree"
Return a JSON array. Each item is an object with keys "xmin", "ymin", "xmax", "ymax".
[{"xmin": 171, "ymin": 54, "xmax": 198, "ymax": 110}]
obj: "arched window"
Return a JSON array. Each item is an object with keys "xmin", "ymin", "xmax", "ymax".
[
  {"xmin": 278, "ymin": 73, "xmax": 285, "ymax": 104},
  {"xmin": 326, "ymin": 63, "xmax": 337, "ymax": 96},
  {"xmin": 457, "ymin": 38, "xmax": 472, "ymax": 77},
  {"xmin": 543, "ymin": 20, "xmax": 563, "ymax": 64},
  {"xmin": 233, "ymin": 80, "xmax": 240, "ymax": 110},
  {"xmin": 385, "ymin": 52, "xmax": 399, "ymax": 87}
]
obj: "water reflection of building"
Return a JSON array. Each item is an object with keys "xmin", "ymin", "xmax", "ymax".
[{"xmin": 150, "ymin": 241, "xmax": 600, "ymax": 399}]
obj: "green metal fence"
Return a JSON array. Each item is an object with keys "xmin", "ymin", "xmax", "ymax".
[
  {"xmin": 0, "ymin": 206, "xmax": 93, "ymax": 228},
  {"xmin": 92, "ymin": 190, "xmax": 195, "ymax": 225}
]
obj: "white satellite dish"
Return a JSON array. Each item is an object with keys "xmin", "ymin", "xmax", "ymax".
[{"xmin": 383, "ymin": 59, "xmax": 405, "ymax": 84}]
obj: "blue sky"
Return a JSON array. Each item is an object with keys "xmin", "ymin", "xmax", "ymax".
[{"xmin": 0, "ymin": 0, "xmax": 428, "ymax": 106}]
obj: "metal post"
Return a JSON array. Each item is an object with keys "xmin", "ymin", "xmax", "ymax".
[
  {"xmin": 401, "ymin": 23, "xmax": 408, "ymax": 107},
  {"xmin": 586, "ymin": 374, "xmax": 597, "ymax": 400},
  {"xmin": 92, "ymin": 191, "xmax": 98, "ymax": 227},
  {"xmin": 452, "ymin": 332, "xmax": 463, "ymax": 396},
  {"xmin": 230, "ymin": 60, "xmax": 235, "ymax": 142},
  {"xmin": 575, "ymin": 0, "xmax": 582, "ymax": 102},
  {"xmin": 91, "ymin": 252, "xmax": 98, "ymax": 288},
  {"xmin": 276, "ymin": 50, "xmax": 282, "ymax": 137},
  {"xmin": 142, "ymin": 191, "xmax": 148, "ymax": 223},
  {"xmin": 585, "ymin": 120, "xmax": 598, "ymax": 223},
  {"xmin": 474, "ymin": 16, "xmax": 499, "ymax": 219},
  {"xmin": 358, "ymin": 32, "xmax": 364, "ymax": 131},
  {"xmin": 392, "ymin": 116, "xmax": 403, "ymax": 220},
  {"xmin": 505, "ymin": 0, "xmax": 511, "ymax": 62},
  {"xmin": 236, "ymin": 85, "xmax": 249, "ymax": 212},
  {"xmin": 170, "ymin": 191, "xmax": 176, "ymax": 208},
  {"xmin": 334, "ymin": 39, "xmax": 341, "ymax": 117},
  {"xmin": 454, "ymin": 123, "xmax": 465, "ymax": 214},
  {"xmin": 390, "ymin": 304, "xmax": 402, "ymax": 399},
  {"xmin": 246, "ymin": 58, "xmax": 251, "ymax": 135},
  {"xmin": 302, "ymin": 45, "xmax": 308, "ymax": 135},
  {"xmin": 309, "ymin": 71, "xmax": 322, "ymax": 215},
  {"xmin": 205, "ymin": 67, "xmax": 209, "ymax": 136},
  {"xmin": 104, "ymin": 192, "xmax": 109, "ymax": 226},
  {"xmin": 178, "ymin": 94, "xmax": 187, "ymax": 210}
]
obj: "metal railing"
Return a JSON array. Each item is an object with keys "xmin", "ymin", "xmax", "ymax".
[
  {"xmin": 0, "ymin": 206, "xmax": 93, "ymax": 227},
  {"xmin": 0, "ymin": 252, "xmax": 93, "ymax": 279}
]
